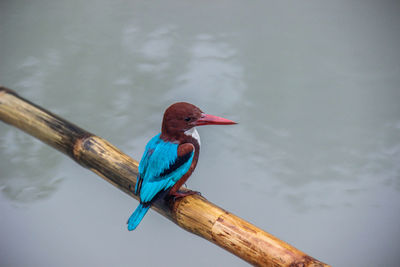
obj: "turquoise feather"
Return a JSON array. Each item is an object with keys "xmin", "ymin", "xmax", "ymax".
[
  {"xmin": 127, "ymin": 204, "xmax": 150, "ymax": 231},
  {"xmin": 128, "ymin": 133, "xmax": 194, "ymax": 230}
]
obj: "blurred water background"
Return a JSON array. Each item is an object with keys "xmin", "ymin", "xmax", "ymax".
[{"xmin": 1, "ymin": 1, "xmax": 400, "ymax": 266}]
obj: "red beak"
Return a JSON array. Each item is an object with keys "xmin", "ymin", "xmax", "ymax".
[{"xmin": 195, "ymin": 114, "xmax": 237, "ymax": 126}]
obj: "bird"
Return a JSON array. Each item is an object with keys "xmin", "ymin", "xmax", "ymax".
[{"xmin": 127, "ymin": 102, "xmax": 237, "ymax": 230}]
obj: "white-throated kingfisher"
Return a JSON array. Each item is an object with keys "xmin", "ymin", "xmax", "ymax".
[{"xmin": 127, "ymin": 102, "xmax": 236, "ymax": 230}]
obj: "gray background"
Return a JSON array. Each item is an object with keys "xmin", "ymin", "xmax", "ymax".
[{"xmin": 1, "ymin": 1, "xmax": 400, "ymax": 266}]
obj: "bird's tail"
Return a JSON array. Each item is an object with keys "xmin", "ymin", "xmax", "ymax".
[{"xmin": 127, "ymin": 204, "xmax": 150, "ymax": 231}]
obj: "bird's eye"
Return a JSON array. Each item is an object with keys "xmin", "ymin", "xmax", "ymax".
[{"xmin": 184, "ymin": 117, "xmax": 191, "ymax": 122}]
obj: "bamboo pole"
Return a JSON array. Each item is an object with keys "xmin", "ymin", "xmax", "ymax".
[{"xmin": 0, "ymin": 86, "xmax": 329, "ymax": 267}]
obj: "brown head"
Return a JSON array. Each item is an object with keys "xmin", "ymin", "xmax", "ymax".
[{"xmin": 160, "ymin": 102, "xmax": 236, "ymax": 142}]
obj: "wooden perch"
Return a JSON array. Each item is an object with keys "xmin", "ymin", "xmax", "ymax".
[{"xmin": 0, "ymin": 86, "xmax": 329, "ymax": 267}]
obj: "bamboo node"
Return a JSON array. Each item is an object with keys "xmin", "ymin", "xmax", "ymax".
[{"xmin": 72, "ymin": 134, "xmax": 95, "ymax": 161}]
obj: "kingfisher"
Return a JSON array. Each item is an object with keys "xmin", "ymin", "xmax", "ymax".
[{"xmin": 127, "ymin": 102, "xmax": 237, "ymax": 230}]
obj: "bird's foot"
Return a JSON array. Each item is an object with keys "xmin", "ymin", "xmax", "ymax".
[{"xmin": 171, "ymin": 190, "xmax": 201, "ymax": 200}]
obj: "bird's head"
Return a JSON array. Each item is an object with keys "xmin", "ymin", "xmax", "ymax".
[{"xmin": 161, "ymin": 102, "xmax": 236, "ymax": 139}]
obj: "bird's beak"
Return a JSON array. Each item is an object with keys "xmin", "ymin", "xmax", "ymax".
[{"xmin": 195, "ymin": 113, "xmax": 237, "ymax": 126}]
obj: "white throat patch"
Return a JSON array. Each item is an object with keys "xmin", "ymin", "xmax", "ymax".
[{"xmin": 184, "ymin": 127, "xmax": 201, "ymax": 146}]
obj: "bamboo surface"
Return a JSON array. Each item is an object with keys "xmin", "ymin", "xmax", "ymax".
[{"xmin": 0, "ymin": 86, "xmax": 330, "ymax": 267}]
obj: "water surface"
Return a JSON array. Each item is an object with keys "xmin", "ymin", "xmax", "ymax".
[{"xmin": 1, "ymin": 1, "xmax": 400, "ymax": 266}]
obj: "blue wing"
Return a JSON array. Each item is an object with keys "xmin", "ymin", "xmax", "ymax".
[{"xmin": 136, "ymin": 133, "xmax": 194, "ymax": 203}]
